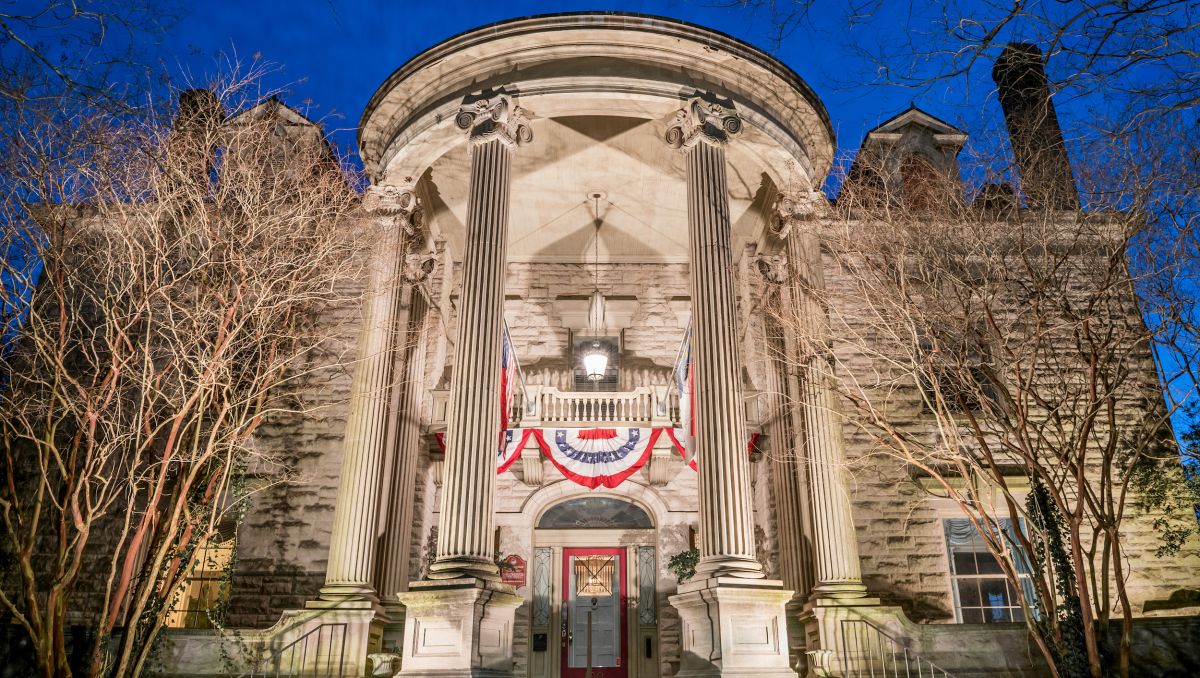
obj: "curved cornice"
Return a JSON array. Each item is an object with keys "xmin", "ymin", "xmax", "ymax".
[{"xmin": 358, "ymin": 12, "xmax": 835, "ymax": 184}]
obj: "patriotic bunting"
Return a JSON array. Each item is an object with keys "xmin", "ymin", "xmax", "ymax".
[
  {"xmin": 434, "ymin": 428, "xmax": 534, "ymax": 475},
  {"xmin": 665, "ymin": 429, "xmax": 761, "ymax": 471},
  {"xmin": 531, "ymin": 427, "xmax": 662, "ymax": 489}
]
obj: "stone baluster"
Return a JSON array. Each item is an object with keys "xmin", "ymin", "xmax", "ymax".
[
  {"xmin": 779, "ymin": 191, "xmax": 870, "ymax": 600},
  {"xmin": 666, "ymin": 94, "xmax": 762, "ymax": 579},
  {"xmin": 427, "ymin": 92, "xmax": 532, "ymax": 581},
  {"xmin": 320, "ymin": 184, "xmax": 421, "ymax": 601}
]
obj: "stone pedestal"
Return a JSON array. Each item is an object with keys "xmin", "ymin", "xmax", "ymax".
[
  {"xmin": 669, "ymin": 578, "xmax": 797, "ymax": 678},
  {"xmin": 798, "ymin": 597, "xmax": 883, "ymax": 678},
  {"xmin": 394, "ymin": 579, "xmax": 523, "ymax": 678}
]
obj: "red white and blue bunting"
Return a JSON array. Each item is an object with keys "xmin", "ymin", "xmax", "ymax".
[
  {"xmin": 530, "ymin": 427, "xmax": 662, "ymax": 490},
  {"xmin": 434, "ymin": 425, "xmax": 760, "ymax": 487},
  {"xmin": 434, "ymin": 428, "xmax": 534, "ymax": 475},
  {"xmin": 666, "ymin": 429, "xmax": 761, "ymax": 471}
]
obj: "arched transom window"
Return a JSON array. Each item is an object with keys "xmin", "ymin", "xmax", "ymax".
[{"xmin": 537, "ymin": 497, "xmax": 653, "ymax": 529}]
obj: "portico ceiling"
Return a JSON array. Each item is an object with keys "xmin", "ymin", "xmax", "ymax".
[
  {"xmin": 424, "ymin": 113, "xmax": 773, "ymax": 263},
  {"xmin": 360, "ymin": 12, "xmax": 834, "ymax": 263}
]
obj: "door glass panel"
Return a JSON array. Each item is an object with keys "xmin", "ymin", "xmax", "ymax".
[{"xmin": 568, "ymin": 555, "xmax": 620, "ymax": 668}]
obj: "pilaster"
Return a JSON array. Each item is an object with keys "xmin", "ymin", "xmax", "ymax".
[
  {"xmin": 780, "ymin": 193, "xmax": 869, "ymax": 602},
  {"xmin": 376, "ymin": 250, "xmax": 437, "ymax": 646}
]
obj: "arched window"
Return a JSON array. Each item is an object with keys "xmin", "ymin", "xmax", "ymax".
[{"xmin": 537, "ymin": 497, "xmax": 653, "ymax": 529}]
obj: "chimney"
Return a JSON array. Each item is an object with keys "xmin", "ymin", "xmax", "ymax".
[
  {"xmin": 169, "ymin": 89, "xmax": 225, "ymax": 188},
  {"xmin": 992, "ymin": 43, "xmax": 1078, "ymax": 210},
  {"xmin": 174, "ymin": 88, "xmax": 224, "ymax": 133}
]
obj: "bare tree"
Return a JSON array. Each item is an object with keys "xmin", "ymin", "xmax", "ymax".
[
  {"xmin": 766, "ymin": 125, "xmax": 1200, "ymax": 678},
  {"xmin": 736, "ymin": 0, "xmax": 1200, "ymax": 128},
  {"xmin": 0, "ymin": 64, "xmax": 374, "ymax": 678}
]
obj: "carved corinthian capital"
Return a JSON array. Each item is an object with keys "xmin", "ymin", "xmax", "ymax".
[
  {"xmin": 363, "ymin": 181, "xmax": 423, "ymax": 234},
  {"xmin": 455, "ymin": 92, "xmax": 533, "ymax": 147},
  {"xmin": 403, "ymin": 251, "xmax": 438, "ymax": 284},
  {"xmin": 770, "ymin": 190, "xmax": 829, "ymax": 239},
  {"xmin": 755, "ymin": 254, "xmax": 790, "ymax": 284},
  {"xmin": 665, "ymin": 93, "xmax": 743, "ymax": 149}
]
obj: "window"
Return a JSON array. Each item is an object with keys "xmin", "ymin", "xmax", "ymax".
[
  {"xmin": 165, "ymin": 537, "xmax": 234, "ymax": 629},
  {"xmin": 538, "ymin": 497, "xmax": 652, "ymax": 529},
  {"xmin": 944, "ymin": 518, "xmax": 1033, "ymax": 623}
]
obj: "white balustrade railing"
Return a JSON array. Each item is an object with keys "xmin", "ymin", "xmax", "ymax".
[
  {"xmin": 428, "ymin": 386, "xmax": 765, "ymax": 430},
  {"xmin": 534, "ymin": 387, "xmax": 661, "ymax": 426}
]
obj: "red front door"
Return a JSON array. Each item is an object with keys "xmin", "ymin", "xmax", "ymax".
[{"xmin": 561, "ymin": 548, "xmax": 627, "ymax": 678}]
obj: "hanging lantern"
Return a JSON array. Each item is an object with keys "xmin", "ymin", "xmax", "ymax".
[{"xmin": 582, "ymin": 342, "xmax": 609, "ymax": 381}]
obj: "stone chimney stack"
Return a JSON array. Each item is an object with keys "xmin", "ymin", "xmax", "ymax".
[
  {"xmin": 992, "ymin": 43, "xmax": 1079, "ymax": 210},
  {"xmin": 169, "ymin": 89, "xmax": 224, "ymax": 188}
]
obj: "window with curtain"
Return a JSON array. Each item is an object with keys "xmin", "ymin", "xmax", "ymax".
[{"xmin": 943, "ymin": 518, "xmax": 1034, "ymax": 623}]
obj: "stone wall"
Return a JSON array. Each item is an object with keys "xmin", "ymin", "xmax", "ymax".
[{"xmin": 809, "ymin": 235, "xmax": 1200, "ymax": 624}]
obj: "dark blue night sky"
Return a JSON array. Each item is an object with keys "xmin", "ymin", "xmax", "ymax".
[{"xmin": 147, "ymin": 1, "xmax": 1016, "ymax": 182}]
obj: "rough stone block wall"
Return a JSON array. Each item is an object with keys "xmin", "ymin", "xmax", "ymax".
[
  {"xmin": 813, "ymin": 241, "xmax": 1200, "ymax": 624},
  {"xmin": 226, "ymin": 278, "xmax": 363, "ymax": 627}
]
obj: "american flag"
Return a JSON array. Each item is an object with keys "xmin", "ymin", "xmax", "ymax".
[
  {"xmin": 500, "ymin": 323, "xmax": 518, "ymax": 430},
  {"xmin": 673, "ymin": 323, "xmax": 695, "ymax": 461}
]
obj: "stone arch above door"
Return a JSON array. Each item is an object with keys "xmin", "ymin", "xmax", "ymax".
[{"xmin": 518, "ymin": 479, "xmax": 673, "ymax": 530}]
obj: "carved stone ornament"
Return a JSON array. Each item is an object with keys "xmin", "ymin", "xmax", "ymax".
[
  {"xmin": 403, "ymin": 251, "xmax": 438, "ymax": 284},
  {"xmin": 665, "ymin": 93, "xmax": 743, "ymax": 149},
  {"xmin": 771, "ymin": 191, "xmax": 829, "ymax": 239},
  {"xmin": 363, "ymin": 182, "xmax": 423, "ymax": 234},
  {"xmin": 755, "ymin": 254, "xmax": 789, "ymax": 284},
  {"xmin": 455, "ymin": 92, "xmax": 533, "ymax": 147}
]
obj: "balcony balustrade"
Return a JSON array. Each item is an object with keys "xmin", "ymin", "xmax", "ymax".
[{"xmin": 427, "ymin": 385, "xmax": 765, "ymax": 431}]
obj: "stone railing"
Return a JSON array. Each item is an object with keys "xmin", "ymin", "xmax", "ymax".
[
  {"xmin": 428, "ymin": 386, "xmax": 767, "ymax": 430},
  {"xmin": 524, "ymin": 386, "xmax": 673, "ymax": 427}
]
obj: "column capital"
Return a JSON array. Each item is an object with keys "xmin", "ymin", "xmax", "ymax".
[
  {"xmin": 403, "ymin": 251, "xmax": 438, "ymax": 284},
  {"xmin": 364, "ymin": 181, "xmax": 424, "ymax": 234},
  {"xmin": 665, "ymin": 93, "xmax": 742, "ymax": 149},
  {"xmin": 770, "ymin": 190, "xmax": 829, "ymax": 239},
  {"xmin": 456, "ymin": 92, "xmax": 533, "ymax": 148},
  {"xmin": 755, "ymin": 254, "xmax": 790, "ymax": 284}
]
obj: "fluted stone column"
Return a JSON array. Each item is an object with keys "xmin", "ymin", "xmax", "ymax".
[
  {"xmin": 779, "ymin": 192, "xmax": 870, "ymax": 601},
  {"xmin": 666, "ymin": 94, "xmax": 793, "ymax": 678},
  {"xmin": 320, "ymin": 184, "xmax": 421, "ymax": 601},
  {"xmin": 395, "ymin": 92, "xmax": 528, "ymax": 678},
  {"xmin": 375, "ymin": 251, "xmax": 435, "ymax": 621},
  {"xmin": 756, "ymin": 254, "xmax": 815, "ymax": 601},
  {"xmin": 427, "ymin": 93, "xmax": 530, "ymax": 582},
  {"xmin": 668, "ymin": 95, "xmax": 763, "ymax": 579},
  {"xmin": 757, "ymin": 257, "xmax": 815, "ymax": 670}
]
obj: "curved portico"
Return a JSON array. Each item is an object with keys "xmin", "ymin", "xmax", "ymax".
[{"xmin": 324, "ymin": 12, "xmax": 868, "ymax": 678}]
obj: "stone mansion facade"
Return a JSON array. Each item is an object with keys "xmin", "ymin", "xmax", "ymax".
[{"xmin": 157, "ymin": 12, "xmax": 1200, "ymax": 678}]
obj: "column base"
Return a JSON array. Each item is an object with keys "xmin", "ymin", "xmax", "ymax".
[
  {"xmin": 395, "ymin": 577, "xmax": 522, "ymax": 678},
  {"xmin": 380, "ymin": 599, "xmax": 407, "ymax": 657},
  {"xmin": 427, "ymin": 557, "xmax": 502, "ymax": 582},
  {"xmin": 319, "ymin": 581, "xmax": 382, "ymax": 603},
  {"xmin": 798, "ymin": 596, "xmax": 882, "ymax": 678},
  {"xmin": 668, "ymin": 577, "xmax": 797, "ymax": 678},
  {"xmin": 784, "ymin": 596, "xmax": 808, "ymax": 676},
  {"xmin": 695, "ymin": 555, "xmax": 766, "ymax": 579}
]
